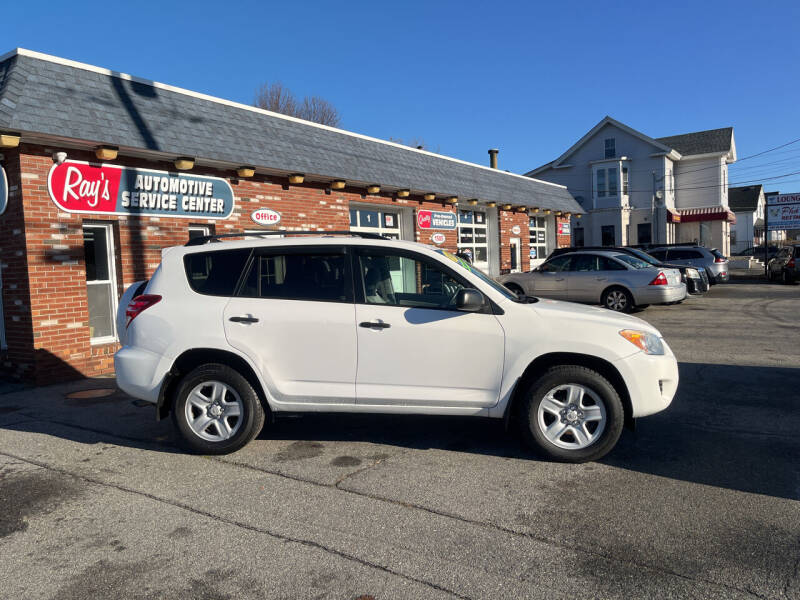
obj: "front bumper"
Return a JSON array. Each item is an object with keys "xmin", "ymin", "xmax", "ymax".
[
  {"xmin": 614, "ymin": 342, "xmax": 679, "ymax": 418},
  {"xmin": 635, "ymin": 283, "xmax": 687, "ymax": 305}
]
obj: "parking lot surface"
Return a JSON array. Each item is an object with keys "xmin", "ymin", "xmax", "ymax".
[{"xmin": 1, "ymin": 281, "xmax": 798, "ymax": 599}]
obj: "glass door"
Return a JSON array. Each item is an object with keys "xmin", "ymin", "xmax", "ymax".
[
  {"xmin": 510, "ymin": 238, "xmax": 521, "ymax": 273},
  {"xmin": 458, "ymin": 209, "xmax": 489, "ymax": 271}
]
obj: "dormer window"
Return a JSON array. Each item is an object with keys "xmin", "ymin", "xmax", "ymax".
[{"xmin": 604, "ymin": 138, "xmax": 616, "ymax": 159}]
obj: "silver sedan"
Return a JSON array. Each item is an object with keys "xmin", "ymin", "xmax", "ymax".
[{"xmin": 497, "ymin": 250, "xmax": 686, "ymax": 312}]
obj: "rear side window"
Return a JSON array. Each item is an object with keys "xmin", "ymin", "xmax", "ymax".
[
  {"xmin": 599, "ymin": 256, "xmax": 626, "ymax": 270},
  {"xmin": 184, "ymin": 249, "xmax": 252, "ymax": 296},
  {"xmin": 649, "ymin": 249, "xmax": 667, "ymax": 260},
  {"xmin": 238, "ymin": 251, "xmax": 352, "ymax": 302},
  {"xmin": 669, "ymin": 249, "xmax": 703, "ymax": 260}
]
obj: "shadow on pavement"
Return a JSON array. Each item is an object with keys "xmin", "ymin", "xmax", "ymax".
[{"xmin": 0, "ymin": 362, "xmax": 797, "ymax": 500}]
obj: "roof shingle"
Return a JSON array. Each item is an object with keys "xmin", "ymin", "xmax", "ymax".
[
  {"xmin": 728, "ymin": 185, "xmax": 763, "ymax": 212},
  {"xmin": 656, "ymin": 127, "xmax": 733, "ymax": 156}
]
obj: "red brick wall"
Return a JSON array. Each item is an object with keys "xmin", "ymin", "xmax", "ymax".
[
  {"xmin": 6, "ymin": 145, "xmax": 474, "ymax": 383},
  {"xmin": 556, "ymin": 216, "xmax": 571, "ymax": 248}
]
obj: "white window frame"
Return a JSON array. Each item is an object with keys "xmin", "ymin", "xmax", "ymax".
[
  {"xmin": 528, "ymin": 216, "xmax": 548, "ymax": 263},
  {"xmin": 83, "ymin": 223, "xmax": 119, "ymax": 345},
  {"xmin": 349, "ymin": 205, "xmax": 403, "ymax": 239},
  {"xmin": 604, "ymin": 138, "xmax": 616, "ymax": 159},
  {"xmin": 457, "ymin": 208, "xmax": 489, "ymax": 271}
]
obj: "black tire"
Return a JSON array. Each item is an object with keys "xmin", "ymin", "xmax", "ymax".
[
  {"xmin": 601, "ymin": 286, "xmax": 634, "ymax": 313},
  {"xmin": 518, "ymin": 365, "xmax": 624, "ymax": 463},
  {"xmin": 172, "ymin": 363, "xmax": 265, "ymax": 454},
  {"xmin": 504, "ymin": 282, "xmax": 525, "ymax": 297}
]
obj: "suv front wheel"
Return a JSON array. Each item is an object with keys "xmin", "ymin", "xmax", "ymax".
[
  {"xmin": 519, "ymin": 365, "xmax": 624, "ymax": 462},
  {"xmin": 172, "ymin": 363, "xmax": 265, "ymax": 454}
]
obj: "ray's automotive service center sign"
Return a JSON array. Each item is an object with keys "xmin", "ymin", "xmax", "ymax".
[{"xmin": 48, "ymin": 160, "xmax": 235, "ymax": 219}]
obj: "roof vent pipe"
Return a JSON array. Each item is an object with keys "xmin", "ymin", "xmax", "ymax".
[{"xmin": 488, "ymin": 148, "xmax": 499, "ymax": 169}]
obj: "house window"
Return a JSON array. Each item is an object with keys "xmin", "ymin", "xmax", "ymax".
[
  {"xmin": 528, "ymin": 216, "xmax": 548, "ymax": 261},
  {"xmin": 608, "ymin": 169, "xmax": 618, "ymax": 196},
  {"xmin": 83, "ymin": 224, "xmax": 119, "ymax": 343},
  {"xmin": 596, "ymin": 170, "xmax": 606, "ymax": 197},
  {"xmin": 637, "ymin": 223, "xmax": 652, "ymax": 244},
  {"xmin": 622, "ymin": 167, "xmax": 629, "ymax": 195},
  {"xmin": 601, "ymin": 225, "xmax": 615, "ymax": 246},
  {"xmin": 605, "ymin": 138, "xmax": 616, "ymax": 159},
  {"xmin": 457, "ymin": 209, "xmax": 488, "ymax": 270}
]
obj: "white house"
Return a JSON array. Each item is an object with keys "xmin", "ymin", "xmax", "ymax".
[
  {"xmin": 526, "ymin": 116, "xmax": 737, "ymax": 255},
  {"xmin": 728, "ymin": 185, "xmax": 765, "ymax": 253}
]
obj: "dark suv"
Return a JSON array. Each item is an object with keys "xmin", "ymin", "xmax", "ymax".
[
  {"xmin": 548, "ymin": 246, "xmax": 709, "ymax": 294},
  {"xmin": 645, "ymin": 246, "xmax": 729, "ymax": 284},
  {"xmin": 767, "ymin": 245, "xmax": 799, "ymax": 284}
]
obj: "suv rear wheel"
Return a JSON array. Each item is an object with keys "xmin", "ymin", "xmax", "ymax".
[
  {"xmin": 519, "ymin": 365, "xmax": 624, "ymax": 462},
  {"xmin": 172, "ymin": 363, "xmax": 265, "ymax": 454}
]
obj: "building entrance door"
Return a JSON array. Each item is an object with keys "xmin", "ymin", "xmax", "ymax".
[{"xmin": 510, "ymin": 238, "xmax": 521, "ymax": 273}]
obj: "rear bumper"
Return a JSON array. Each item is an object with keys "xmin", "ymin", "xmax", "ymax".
[
  {"xmin": 713, "ymin": 270, "xmax": 729, "ymax": 283},
  {"xmin": 114, "ymin": 346, "xmax": 169, "ymax": 404},
  {"xmin": 635, "ymin": 283, "xmax": 687, "ymax": 305},
  {"xmin": 614, "ymin": 343, "xmax": 679, "ymax": 418}
]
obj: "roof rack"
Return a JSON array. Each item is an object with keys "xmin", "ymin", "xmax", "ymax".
[
  {"xmin": 185, "ymin": 230, "xmax": 388, "ymax": 247},
  {"xmin": 630, "ymin": 242, "xmax": 707, "ymax": 249}
]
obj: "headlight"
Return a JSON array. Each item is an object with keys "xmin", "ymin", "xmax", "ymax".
[
  {"xmin": 686, "ymin": 268, "xmax": 699, "ymax": 278},
  {"xmin": 619, "ymin": 329, "xmax": 665, "ymax": 355}
]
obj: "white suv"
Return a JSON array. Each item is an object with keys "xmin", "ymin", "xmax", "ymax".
[{"xmin": 115, "ymin": 233, "xmax": 678, "ymax": 462}]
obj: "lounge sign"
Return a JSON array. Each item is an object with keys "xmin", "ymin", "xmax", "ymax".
[
  {"xmin": 417, "ymin": 209, "xmax": 456, "ymax": 230},
  {"xmin": 48, "ymin": 160, "xmax": 235, "ymax": 219}
]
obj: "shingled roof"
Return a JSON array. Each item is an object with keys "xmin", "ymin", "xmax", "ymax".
[
  {"xmin": 728, "ymin": 185, "xmax": 763, "ymax": 212},
  {"xmin": 0, "ymin": 49, "xmax": 581, "ymax": 213},
  {"xmin": 656, "ymin": 127, "xmax": 734, "ymax": 157}
]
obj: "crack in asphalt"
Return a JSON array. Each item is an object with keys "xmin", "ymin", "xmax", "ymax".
[
  {"xmin": 0, "ymin": 415, "xmax": 779, "ymax": 600},
  {"xmin": 0, "ymin": 449, "xmax": 469, "ymax": 600}
]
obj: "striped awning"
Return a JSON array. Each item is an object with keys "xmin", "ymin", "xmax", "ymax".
[{"xmin": 678, "ymin": 206, "xmax": 737, "ymax": 224}]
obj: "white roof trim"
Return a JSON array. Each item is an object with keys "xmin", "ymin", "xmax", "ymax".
[{"xmin": 3, "ymin": 48, "xmax": 567, "ymax": 191}]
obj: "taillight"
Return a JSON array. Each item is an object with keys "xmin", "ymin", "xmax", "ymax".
[
  {"xmin": 649, "ymin": 272, "xmax": 668, "ymax": 286},
  {"xmin": 125, "ymin": 294, "xmax": 161, "ymax": 327},
  {"xmin": 789, "ymin": 258, "xmax": 796, "ymax": 268},
  {"xmin": 714, "ymin": 256, "xmax": 726, "ymax": 263}
]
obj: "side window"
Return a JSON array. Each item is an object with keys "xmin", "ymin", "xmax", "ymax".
[
  {"xmin": 540, "ymin": 255, "xmax": 572, "ymax": 272},
  {"xmin": 83, "ymin": 224, "xmax": 119, "ymax": 342},
  {"xmin": 572, "ymin": 254, "xmax": 599, "ymax": 272},
  {"xmin": 649, "ymin": 249, "xmax": 667, "ymax": 261},
  {"xmin": 599, "ymin": 256, "xmax": 626, "ymax": 271},
  {"xmin": 357, "ymin": 251, "xmax": 467, "ymax": 310},
  {"xmin": 184, "ymin": 249, "xmax": 252, "ymax": 296},
  {"xmin": 239, "ymin": 251, "xmax": 351, "ymax": 302}
]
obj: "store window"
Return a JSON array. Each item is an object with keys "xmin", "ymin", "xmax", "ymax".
[
  {"xmin": 457, "ymin": 209, "xmax": 489, "ymax": 271},
  {"xmin": 601, "ymin": 225, "xmax": 615, "ymax": 246},
  {"xmin": 350, "ymin": 207, "xmax": 401, "ymax": 239},
  {"xmin": 528, "ymin": 216, "xmax": 548, "ymax": 261},
  {"xmin": 83, "ymin": 224, "xmax": 119, "ymax": 343},
  {"xmin": 637, "ymin": 223, "xmax": 652, "ymax": 244}
]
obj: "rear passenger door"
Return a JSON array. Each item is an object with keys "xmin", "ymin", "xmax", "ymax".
[
  {"xmin": 532, "ymin": 255, "xmax": 572, "ymax": 299},
  {"xmin": 566, "ymin": 254, "xmax": 601, "ymax": 302},
  {"xmin": 223, "ymin": 246, "xmax": 357, "ymax": 405}
]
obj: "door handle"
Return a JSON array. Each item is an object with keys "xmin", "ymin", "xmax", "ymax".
[
  {"xmin": 229, "ymin": 316, "xmax": 259, "ymax": 324},
  {"xmin": 359, "ymin": 321, "xmax": 391, "ymax": 329},
  {"xmin": 555, "ymin": 277, "xmax": 565, "ymax": 282},
  {"xmin": 595, "ymin": 277, "xmax": 607, "ymax": 281}
]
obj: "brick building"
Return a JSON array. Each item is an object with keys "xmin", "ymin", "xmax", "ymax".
[{"xmin": 0, "ymin": 49, "xmax": 580, "ymax": 384}]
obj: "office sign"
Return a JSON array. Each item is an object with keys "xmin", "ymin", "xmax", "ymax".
[
  {"xmin": 251, "ymin": 208, "xmax": 281, "ymax": 226},
  {"xmin": 48, "ymin": 160, "xmax": 235, "ymax": 219},
  {"xmin": 0, "ymin": 165, "xmax": 7, "ymax": 216},
  {"xmin": 417, "ymin": 209, "xmax": 456, "ymax": 230},
  {"xmin": 511, "ymin": 225, "xmax": 521, "ymax": 235}
]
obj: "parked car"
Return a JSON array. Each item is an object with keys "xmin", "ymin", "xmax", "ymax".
[
  {"xmin": 734, "ymin": 245, "xmax": 780, "ymax": 261},
  {"xmin": 497, "ymin": 250, "xmax": 686, "ymax": 312},
  {"xmin": 767, "ymin": 245, "xmax": 799, "ymax": 284},
  {"xmin": 115, "ymin": 232, "xmax": 679, "ymax": 463},
  {"xmin": 646, "ymin": 245, "xmax": 729, "ymax": 284},
  {"xmin": 548, "ymin": 246, "xmax": 708, "ymax": 295}
]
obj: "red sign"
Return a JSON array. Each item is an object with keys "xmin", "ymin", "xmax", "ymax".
[
  {"xmin": 47, "ymin": 160, "xmax": 235, "ymax": 219},
  {"xmin": 417, "ymin": 209, "xmax": 456, "ymax": 230}
]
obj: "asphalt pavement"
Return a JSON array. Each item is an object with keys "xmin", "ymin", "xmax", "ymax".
[{"xmin": 0, "ymin": 281, "xmax": 798, "ymax": 599}]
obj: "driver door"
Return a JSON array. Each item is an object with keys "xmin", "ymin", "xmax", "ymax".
[{"xmin": 353, "ymin": 247, "xmax": 505, "ymax": 408}]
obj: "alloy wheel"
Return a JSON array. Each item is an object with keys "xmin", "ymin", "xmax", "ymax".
[
  {"xmin": 606, "ymin": 290, "xmax": 627, "ymax": 311},
  {"xmin": 184, "ymin": 380, "xmax": 244, "ymax": 441},
  {"xmin": 536, "ymin": 384, "xmax": 607, "ymax": 450}
]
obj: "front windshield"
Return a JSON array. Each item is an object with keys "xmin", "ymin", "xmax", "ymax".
[
  {"xmin": 614, "ymin": 254, "xmax": 652, "ymax": 269},
  {"xmin": 434, "ymin": 249, "xmax": 520, "ymax": 301},
  {"xmin": 626, "ymin": 248, "xmax": 659, "ymax": 265}
]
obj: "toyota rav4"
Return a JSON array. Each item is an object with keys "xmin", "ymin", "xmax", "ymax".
[{"xmin": 115, "ymin": 232, "xmax": 678, "ymax": 462}]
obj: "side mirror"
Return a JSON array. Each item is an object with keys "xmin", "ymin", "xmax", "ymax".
[{"xmin": 455, "ymin": 288, "xmax": 485, "ymax": 312}]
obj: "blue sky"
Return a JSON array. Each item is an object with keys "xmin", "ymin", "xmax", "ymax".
[{"xmin": 5, "ymin": 0, "xmax": 800, "ymax": 185}]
